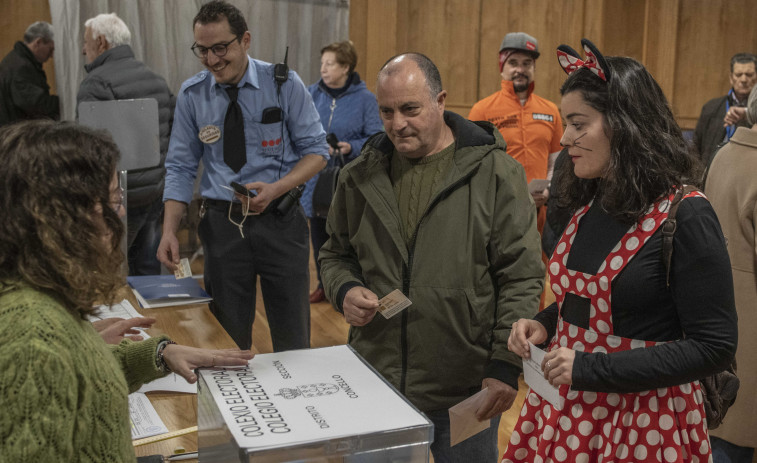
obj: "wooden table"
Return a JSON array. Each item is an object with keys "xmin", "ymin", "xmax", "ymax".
[{"xmin": 129, "ymin": 297, "xmax": 238, "ymax": 462}]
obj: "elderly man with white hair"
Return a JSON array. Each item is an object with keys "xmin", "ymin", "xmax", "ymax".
[{"xmin": 77, "ymin": 12, "xmax": 175, "ymax": 276}]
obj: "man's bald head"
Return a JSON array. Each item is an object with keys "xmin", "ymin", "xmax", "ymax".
[{"xmin": 378, "ymin": 53, "xmax": 442, "ymax": 100}]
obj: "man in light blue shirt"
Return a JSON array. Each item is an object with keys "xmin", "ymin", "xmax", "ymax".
[{"xmin": 158, "ymin": 0, "xmax": 328, "ymax": 351}]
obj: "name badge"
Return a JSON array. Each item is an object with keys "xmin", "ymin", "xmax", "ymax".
[
  {"xmin": 532, "ymin": 113, "xmax": 554, "ymax": 122},
  {"xmin": 198, "ymin": 125, "xmax": 221, "ymax": 144}
]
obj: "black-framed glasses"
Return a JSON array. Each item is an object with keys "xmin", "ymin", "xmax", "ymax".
[{"xmin": 191, "ymin": 37, "xmax": 240, "ymax": 59}]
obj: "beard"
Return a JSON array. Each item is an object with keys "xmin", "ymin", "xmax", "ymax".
[
  {"xmin": 513, "ymin": 81, "xmax": 529, "ymax": 93},
  {"xmin": 511, "ymin": 73, "xmax": 531, "ymax": 93}
]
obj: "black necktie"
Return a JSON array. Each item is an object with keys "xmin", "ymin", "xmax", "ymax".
[{"xmin": 224, "ymin": 86, "xmax": 246, "ymax": 172}]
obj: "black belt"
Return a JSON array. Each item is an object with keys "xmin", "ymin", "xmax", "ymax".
[{"xmin": 203, "ymin": 198, "xmax": 268, "ymax": 216}]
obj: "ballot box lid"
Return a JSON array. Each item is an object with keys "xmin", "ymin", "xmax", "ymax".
[{"xmin": 197, "ymin": 345, "xmax": 433, "ymax": 462}]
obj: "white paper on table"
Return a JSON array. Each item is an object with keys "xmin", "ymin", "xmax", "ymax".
[
  {"xmin": 523, "ymin": 342, "xmax": 562, "ymax": 409},
  {"xmin": 90, "ymin": 299, "xmax": 151, "ymax": 340},
  {"xmin": 448, "ymin": 387, "xmax": 491, "ymax": 446},
  {"xmin": 129, "ymin": 392, "xmax": 169, "ymax": 440},
  {"xmin": 138, "ymin": 373, "xmax": 197, "ymax": 394}
]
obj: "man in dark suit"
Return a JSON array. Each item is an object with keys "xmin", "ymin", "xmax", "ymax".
[
  {"xmin": 0, "ymin": 22, "xmax": 58, "ymax": 126},
  {"xmin": 694, "ymin": 52, "xmax": 757, "ymax": 166}
]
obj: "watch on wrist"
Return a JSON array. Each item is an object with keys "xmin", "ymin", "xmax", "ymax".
[{"xmin": 155, "ymin": 340, "xmax": 177, "ymax": 372}]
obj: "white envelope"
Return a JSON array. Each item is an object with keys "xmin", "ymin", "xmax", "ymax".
[{"xmin": 522, "ymin": 342, "xmax": 562, "ymax": 409}]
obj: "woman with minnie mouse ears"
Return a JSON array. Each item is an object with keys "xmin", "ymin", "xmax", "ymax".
[{"xmin": 502, "ymin": 40, "xmax": 737, "ymax": 462}]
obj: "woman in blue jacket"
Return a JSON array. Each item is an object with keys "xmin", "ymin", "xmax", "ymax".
[{"xmin": 304, "ymin": 40, "xmax": 383, "ymax": 303}]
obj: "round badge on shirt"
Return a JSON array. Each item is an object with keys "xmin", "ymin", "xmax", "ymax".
[{"xmin": 198, "ymin": 125, "xmax": 221, "ymax": 144}]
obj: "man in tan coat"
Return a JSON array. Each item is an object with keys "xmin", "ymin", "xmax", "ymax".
[{"xmin": 705, "ymin": 84, "xmax": 757, "ymax": 461}]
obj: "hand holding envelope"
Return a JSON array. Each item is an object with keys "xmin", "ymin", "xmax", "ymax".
[
  {"xmin": 448, "ymin": 388, "xmax": 491, "ymax": 446},
  {"xmin": 523, "ymin": 342, "xmax": 562, "ymax": 409}
]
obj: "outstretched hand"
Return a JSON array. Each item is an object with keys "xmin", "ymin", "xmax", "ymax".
[
  {"xmin": 93, "ymin": 317, "xmax": 156, "ymax": 344},
  {"xmin": 162, "ymin": 345, "xmax": 254, "ymax": 383}
]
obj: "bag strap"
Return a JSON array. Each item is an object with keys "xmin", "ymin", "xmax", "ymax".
[{"xmin": 661, "ymin": 185, "xmax": 699, "ymax": 287}]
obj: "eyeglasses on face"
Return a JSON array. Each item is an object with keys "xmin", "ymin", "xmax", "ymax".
[
  {"xmin": 191, "ymin": 36, "xmax": 241, "ymax": 59},
  {"xmin": 110, "ymin": 185, "xmax": 124, "ymax": 213}
]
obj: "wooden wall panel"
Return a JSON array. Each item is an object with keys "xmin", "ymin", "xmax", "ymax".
[
  {"xmin": 394, "ymin": 0, "xmax": 482, "ymax": 115},
  {"xmin": 0, "ymin": 0, "xmax": 56, "ymax": 94},
  {"xmin": 642, "ymin": 0, "xmax": 680, "ymax": 104},
  {"xmin": 674, "ymin": 0, "xmax": 757, "ymax": 128},
  {"xmin": 361, "ymin": 0, "xmax": 399, "ymax": 92},
  {"xmin": 600, "ymin": 0, "xmax": 645, "ymax": 60},
  {"xmin": 348, "ymin": 0, "xmax": 370, "ymax": 80}
]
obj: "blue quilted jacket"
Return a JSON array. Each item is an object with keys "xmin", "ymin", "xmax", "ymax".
[{"xmin": 301, "ymin": 73, "xmax": 383, "ymax": 217}]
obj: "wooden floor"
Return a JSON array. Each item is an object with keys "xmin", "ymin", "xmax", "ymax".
[{"xmin": 185, "ymin": 229, "xmax": 551, "ymax": 460}]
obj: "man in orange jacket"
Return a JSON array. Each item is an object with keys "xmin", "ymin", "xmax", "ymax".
[{"xmin": 469, "ymin": 32, "xmax": 562, "ymax": 232}]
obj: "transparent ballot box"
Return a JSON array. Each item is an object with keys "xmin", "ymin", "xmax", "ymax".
[{"xmin": 197, "ymin": 345, "xmax": 433, "ymax": 462}]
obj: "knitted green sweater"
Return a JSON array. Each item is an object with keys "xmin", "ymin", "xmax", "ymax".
[
  {"xmin": 0, "ymin": 284, "xmax": 169, "ymax": 463},
  {"xmin": 390, "ymin": 142, "xmax": 455, "ymax": 242}
]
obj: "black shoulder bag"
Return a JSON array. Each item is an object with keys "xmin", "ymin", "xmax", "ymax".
[{"xmin": 661, "ymin": 185, "xmax": 739, "ymax": 430}]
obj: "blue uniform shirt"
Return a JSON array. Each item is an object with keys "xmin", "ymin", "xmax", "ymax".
[{"xmin": 164, "ymin": 56, "xmax": 329, "ymax": 204}]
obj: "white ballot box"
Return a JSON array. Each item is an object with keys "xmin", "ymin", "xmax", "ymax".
[{"xmin": 197, "ymin": 345, "xmax": 433, "ymax": 462}]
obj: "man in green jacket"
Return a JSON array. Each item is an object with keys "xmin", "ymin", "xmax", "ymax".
[{"xmin": 319, "ymin": 53, "xmax": 544, "ymax": 461}]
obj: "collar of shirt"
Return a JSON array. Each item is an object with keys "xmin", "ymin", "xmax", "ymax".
[
  {"xmin": 210, "ymin": 55, "xmax": 259, "ymax": 94},
  {"xmin": 727, "ymin": 88, "xmax": 747, "ymax": 107}
]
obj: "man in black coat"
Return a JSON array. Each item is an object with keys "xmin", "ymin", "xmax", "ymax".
[
  {"xmin": 77, "ymin": 13, "xmax": 175, "ymax": 275},
  {"xmin": 0, "ymin": 22, "xmax": 59, "ymax": 126},
  {"xmin": 694, "ymin": 52, "xmax": 757, "ymax": 166}
]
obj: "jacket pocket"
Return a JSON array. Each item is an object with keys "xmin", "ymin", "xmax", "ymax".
[
  {"xmin": 464, "ymin": 287, "xmax": 495, "ymax": 346},
  {"xmin": 252, "ymin": 121, "xmax": 287, "ymax": 158}
]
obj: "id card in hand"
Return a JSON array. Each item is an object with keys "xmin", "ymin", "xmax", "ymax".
[
  {"xmin": 377, "ymin": 289, "xmax": 412, "ymax": 319},
  {"xmin": 174, "ymin": 258, "xmax": 192, "ymax": 279}
]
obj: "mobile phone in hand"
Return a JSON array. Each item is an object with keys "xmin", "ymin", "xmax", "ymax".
[
  {"xmin": 326, "ymin": 133, "xmax": 340, "ymax": 151},
  {"xmin": 230, "ymin": 181, "xmax": 256, "ymax": 197}
]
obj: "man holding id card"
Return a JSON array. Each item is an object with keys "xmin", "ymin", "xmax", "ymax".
[
  {"xmin": 319, "ymin": 53, "xmax": 544, "ymax": 462},
  {"xmin": 158, "ymin": 1, "xmax": 327, "ymax": 352}
]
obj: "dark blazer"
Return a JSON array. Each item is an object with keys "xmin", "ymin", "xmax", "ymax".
[
  {"xmin": 693, "ymin": 93, "xmax": 750, "ymax": 167},
  {"xmin": 693, "ymin": 95, "xmax": 727, "ymax": 166},
  {"xmin": 0, "ymin": 41, "xmax": 59, "ymax": 126}
]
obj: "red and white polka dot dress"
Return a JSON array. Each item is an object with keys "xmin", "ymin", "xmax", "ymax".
[{"xmin": 502, "ymin": 191, "xmax": 712, "ymax": 463}]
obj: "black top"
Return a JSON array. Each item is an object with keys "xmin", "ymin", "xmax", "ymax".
[
  {"xmin": 534, "ymin": 196, "xmax": 737, "ymax": 392},
  {"xmin": 0, "ymin": 41, "xmax": 59, "ymax": 126}
]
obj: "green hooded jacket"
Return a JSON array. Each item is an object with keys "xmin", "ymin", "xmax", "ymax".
[{"xmin": 320, "ymin": 111, "xmax": 544, "ymax": 412}]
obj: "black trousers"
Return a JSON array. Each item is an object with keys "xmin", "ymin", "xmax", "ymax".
[{"xmin": 198, "ymin": 202, "xmax": 310, "ymax": 351}]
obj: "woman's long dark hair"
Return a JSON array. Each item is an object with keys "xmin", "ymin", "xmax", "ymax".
[{"xmin": 555, "ymin": 56, "xmax": 702, "ymax": 225}]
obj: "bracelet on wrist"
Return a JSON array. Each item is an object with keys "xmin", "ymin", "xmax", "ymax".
[{"xmin": 155, "ymin": 340, "xmax": 177, "ymax": 373}]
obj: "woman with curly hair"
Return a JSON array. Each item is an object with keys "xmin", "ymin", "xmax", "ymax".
[
  {"xmin": 0, "ymin": 120, "xmax": 253, "ymax": 462},
  {"xmin": 502, "ymin": 41, "xmax": 737, "ymax": 462}
]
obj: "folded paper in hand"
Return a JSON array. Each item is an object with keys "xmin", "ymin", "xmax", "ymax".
[
  {"xmin": 528, "ymin": 178, "xmax": 551, "ymax": 194},
  {"xmin": 448, "ymin": 387, "xmax": 491, "ymax": 446},
  {"xmin": 523, "ymin": 342, "xmax": 562, "ymax": 409}
]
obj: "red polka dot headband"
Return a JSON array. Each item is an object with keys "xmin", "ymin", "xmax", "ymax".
[{"xmin": 556, "ymin": 38, "xmax": 611, "ymax": 82}]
